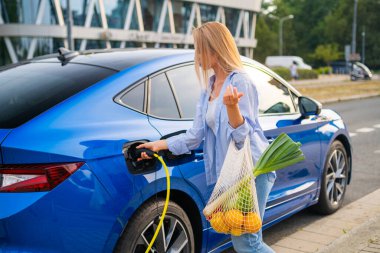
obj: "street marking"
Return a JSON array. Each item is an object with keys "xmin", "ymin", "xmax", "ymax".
[
  {"xmin": 356, "ymin": 128, "xmax": 375, "ymax": 133},
  {"xmin": 373, "ymin": 124, "xmax": 380, "ymax": 128},
  {"xmin": 349, "ymin": 132, "xmax": 357, "ymax": 137},
  {"xmin": 374, "ymin": 150, "xmax": 380, "ymax": 154}
]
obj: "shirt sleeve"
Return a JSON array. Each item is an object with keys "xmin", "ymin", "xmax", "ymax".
[
  {"xmin": 165, "ymin": 91, "xmax": 206, "ymax": 155},
  {"xmin": 226, "ymin": 73, "xmax": 260, "ymax": 149}
]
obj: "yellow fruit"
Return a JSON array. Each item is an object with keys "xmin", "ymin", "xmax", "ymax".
[
  {"xmin": 223, "ymin": 209, "xmax": 244, "ymax": 229},
  {"xmin": 243, "ymin": 212, "xmax": 262, "ymax": 233},
  {"xmin": 210, "ymin": 212, "xmax": 230, "ymax": 233},
  {"xmin": 231, "ymin": 228, "xmax": 242, "ymax": 236}
]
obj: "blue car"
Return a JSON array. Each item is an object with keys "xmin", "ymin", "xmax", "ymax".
[{"xmin": 0, "ymin": 48, "xmax": 352, "ymax": 253}]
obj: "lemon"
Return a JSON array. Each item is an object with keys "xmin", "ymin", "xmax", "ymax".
[
  {"xmin": 230, "ymin": 227, "xmax": 243, "ymax": 236},
  {"xmin": 243, "ymin": 212, "xmax": 262, "ymax": 233},
  {"xmin": 210, "ymin": 212, "xmax": 230, "ymax": 233},
  {"xmin": 223, "ymin": 209, "xmax": 244, "ymax": 229}
]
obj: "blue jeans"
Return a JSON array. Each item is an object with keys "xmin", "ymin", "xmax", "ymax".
[{"xmin": 230, "ymin": 172, "xmax": 276, "ymax": 253}]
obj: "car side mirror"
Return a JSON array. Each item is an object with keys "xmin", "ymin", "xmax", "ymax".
[{"xmin": 298, "ymin": 96, "xmax": 322, "ymax": 117}]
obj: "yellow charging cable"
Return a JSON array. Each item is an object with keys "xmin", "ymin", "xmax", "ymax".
[{"xmin": 145, "ymin": 153, "xmax": 171, "ymax": 253}]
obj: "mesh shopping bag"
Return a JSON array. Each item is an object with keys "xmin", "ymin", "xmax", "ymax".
[{"xmin": 203, "ymin": 137, "xmax": 262, "ymax": 236}]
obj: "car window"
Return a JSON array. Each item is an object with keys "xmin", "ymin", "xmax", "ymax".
[
  {"xmin": 120, "ymin": 82, "xmax": 145, "ymax": 112},
  {"xmin": 244, "ymin": 66, "xmax": 296, "ymax": 115},
  {"xmin": 0, "ymin": 62, "xmax": 116, "ymax": 129},
  {"xmin": 166, "ymin": 65, "xmax": 201, "ymax": 119},
  {"xmin": 149, "ymin": 73, "xmax": 180, "ymax": 119}
]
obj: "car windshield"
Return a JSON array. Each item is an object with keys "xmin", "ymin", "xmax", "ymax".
[{"xmin": 0, "ymin": 62, "xmax": 116, "ymax": 129}]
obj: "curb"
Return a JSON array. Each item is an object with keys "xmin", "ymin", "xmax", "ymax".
[
  {"xmin": 317, "ymin": 215, "xmax": 380, "ymax": 253},
  {"xmin": 320, "ymin": 93, "xmax": 380, "ymax": 104},
  {"xmin": 270, "ymin": 188, "xmax": 380, "ymax": 253}
]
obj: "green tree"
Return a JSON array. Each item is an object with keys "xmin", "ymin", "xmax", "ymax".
[
  {"xmin": 253, "ymin": 15, "xmax": 277, "ymax": 63},
  {"xmin": 323, "ymin": 0, "xmax": 380, "ymax": 69},
  {"xmin": 312, "ymin": 44, "xmax": 341, "ymax": 66},
  {"xmin": 255, "ymin": 0, "xmax": 380, "ymax": 69}
]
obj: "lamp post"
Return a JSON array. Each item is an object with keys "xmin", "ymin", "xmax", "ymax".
[
  {"xmin": 351, "ymin": 0, "xmax": 358, "ymax": 54},
  {"xmin": 67, "ymin": 0, "xmax": 74, "ymax": 50},
  {"xmin": 269, "ymin": 14, "xmax": 294, "ymax": 55}
]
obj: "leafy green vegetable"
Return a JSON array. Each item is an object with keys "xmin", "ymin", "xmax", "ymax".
[{"xmin": 253, "ymin": 133, "xmax": 305, "ymax": 177}]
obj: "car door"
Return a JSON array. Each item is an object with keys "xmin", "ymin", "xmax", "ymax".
[
  {"xmin": 146, "ymin": 64, "xmax": 211, "ymax": 200},
  {"xmin": 146, "ymin": 63, "xmax": 231, "ymax": 249},
  {"xmin": 244, "ymin": 65, "xmax": 322, "ymax": 224}
]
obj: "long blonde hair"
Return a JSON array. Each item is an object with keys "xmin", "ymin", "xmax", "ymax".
[{"xmin": 192, "ymin": 22, "xmax": 243, "ymax": 89}]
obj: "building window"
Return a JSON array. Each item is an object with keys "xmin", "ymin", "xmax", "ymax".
[
  {"xmin": 1, "ymin": 0, "xmax": 57, "ymax": 24},
  {"xmin": 0, "ymin": 39, "xmax": 12, "ymax": 66},
  {"xmin": 60, "ymin": 0, "xmax": 85, "ymax": 26},
  {"xmin": 141, "ymin": 0, "xmax": 163, "ymax": 31},
  {"xmin": 172, "ymin": 1, "xmax": 192, "ymax": 34},
  {"xmin": 199, "ymin": 4, "xmax": 217, "ymax": 23},
  {"xmin": 104, "ymin": 0, "xmax": 130, "ymax": 29},
  {"xmin": 86, "ymin": 40, "xmax": 106, "ymax": 50},
  {"xmin": 224, "ymin": 7, "xmax": 240, "ymax": 36}
]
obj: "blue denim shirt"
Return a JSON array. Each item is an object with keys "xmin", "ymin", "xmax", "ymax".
[{"xmin": 166, "ymin": 69, "xmax": 270, "ymax": 185}]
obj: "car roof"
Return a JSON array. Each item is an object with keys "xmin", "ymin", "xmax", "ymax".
[{"xmin": 30, "ymin": 48, "xmax": 195, "ymax": 71}]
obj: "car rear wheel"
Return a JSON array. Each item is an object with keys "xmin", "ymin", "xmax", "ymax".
[
  {"xmin": 114, "ymin": 199, "xmax": 194, "ymax": 253},
  {"xmin": 313, "ymin": 140, "xmax": 348, "ymax": 214}
]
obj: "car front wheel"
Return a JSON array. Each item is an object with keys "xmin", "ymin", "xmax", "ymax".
[
  {"xmin": 313, "ymin": 140, "xmax": 349, "ymax": 214},
  {"xmin": 114, "ymin": 199, "xmax": 195, "ymax": 253}
]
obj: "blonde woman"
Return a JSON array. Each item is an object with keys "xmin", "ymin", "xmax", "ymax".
[{"xmin": 137, "ymin": 22, "xmax": 276, "ymax": 253}]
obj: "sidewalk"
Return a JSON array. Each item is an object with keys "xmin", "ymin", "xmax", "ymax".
[{"xmin": 270, "ymin": 188, "xmax": 380, "ymax": 253}]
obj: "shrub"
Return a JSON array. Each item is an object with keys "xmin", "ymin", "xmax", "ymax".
[
  {"xmin": 316, "ymin": 66, "xmax": 333, "ymax": 75},
  {"xmin": 271, "ymin": 67, "xmax": 319, "ymax": 81},
  {"xmin": 271, "ymin": 67, "xmax": 292, "ymax": 81},
  {"xmin": 298, "ymin": 69, "xmax": 319, "ymax": 79}
]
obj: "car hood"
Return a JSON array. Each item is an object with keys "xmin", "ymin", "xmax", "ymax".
[{"xmin": 0, "ymin": 129, "xmax": 12, "ymax": 164}]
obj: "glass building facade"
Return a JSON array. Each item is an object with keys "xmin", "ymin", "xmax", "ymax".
[{"xmin": 0, "ymin": 0, "xmax": 261, "ymax": 66}]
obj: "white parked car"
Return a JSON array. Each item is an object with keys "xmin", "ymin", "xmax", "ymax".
[{"xmin": 265, "ymin": 56, "xmax": 312, "ymax": 70}]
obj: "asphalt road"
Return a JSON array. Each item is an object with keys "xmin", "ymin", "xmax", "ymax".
[{"xmin": 224, "ymin": 96, "xmax": 380, "ymax": 251}]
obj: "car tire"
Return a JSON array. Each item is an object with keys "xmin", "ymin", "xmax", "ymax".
[
  {"xmin": 114, "ymin": 198, "xmax": 195, "ymax": 253},
  {"xmin": 312, "ymin": 140, "xmax": 349, "ymax": 215}
]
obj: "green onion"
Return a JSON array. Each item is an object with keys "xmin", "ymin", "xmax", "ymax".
[{"xmin": 253, "ymin": 133, "xmax": 305, "ymax": 177}]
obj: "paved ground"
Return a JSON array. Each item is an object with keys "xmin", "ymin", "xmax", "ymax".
[{"xmin": 271, "ymin": 189, "xmax": 380, "ymax": 253}]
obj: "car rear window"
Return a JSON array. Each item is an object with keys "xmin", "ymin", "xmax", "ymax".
[{"xmin": 0, "ymin": 62, "xmax": 116, "ymax": 128}]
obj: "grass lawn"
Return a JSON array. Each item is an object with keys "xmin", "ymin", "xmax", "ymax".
[{"xmin": 298, "ymin": 80, "xmax": 380, "ymax": 103}]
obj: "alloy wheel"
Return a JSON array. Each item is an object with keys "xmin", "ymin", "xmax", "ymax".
[
  {"xmin": 325, "ymin": 149, "xmax": 347, "ymax": 205},
  {"xmin": 133, "ymin": 214, "xmax": 191, "ymax": 253}
]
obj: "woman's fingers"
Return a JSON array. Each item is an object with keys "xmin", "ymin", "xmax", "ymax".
[
  {"xmin": 223, "ymin": 84, "xmax": 243, "ymax": 106},
  {"xmin": 137, "ymin": 152, "xmax": 152, "ymax": 161},
  {"xmin": 233, "ymin": 86, "xmax": 238, "ymax": 98}
]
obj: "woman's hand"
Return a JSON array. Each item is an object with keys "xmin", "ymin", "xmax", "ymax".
[
  {"xmin": 223, "ymin": 84, "xmax": 244, "ymax": 107},
  {"xmin": 135, "ymin": 140, "xmax": 168, "ymax": 161},
  {"xmin": 223, "ymin": 84, "xmax": 245, "ymax": 128}
]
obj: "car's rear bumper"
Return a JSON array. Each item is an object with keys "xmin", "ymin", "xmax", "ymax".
[{"xmin": 0, "ymin": 164, "xmax": 117, "ymax": 253}]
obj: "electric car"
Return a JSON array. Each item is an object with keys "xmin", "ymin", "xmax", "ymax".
[{"xmin": 0, "ymin": 48, "xmax": 352, "ymax": 253}]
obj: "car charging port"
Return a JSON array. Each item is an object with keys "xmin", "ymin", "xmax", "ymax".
[{"xmin": 122, "ymin": 141, "xmax": 159, "ymax": 175}]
